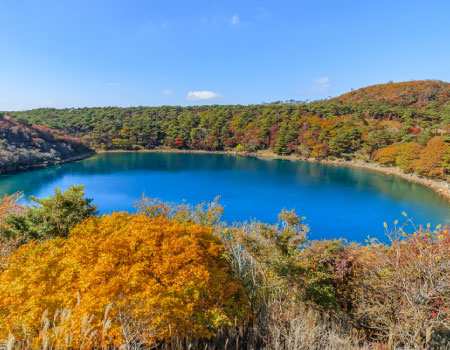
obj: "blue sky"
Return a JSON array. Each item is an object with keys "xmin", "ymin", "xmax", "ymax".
[{"xmin": 1, "ymin": 0, "xmax": 450, "ymax": 110}]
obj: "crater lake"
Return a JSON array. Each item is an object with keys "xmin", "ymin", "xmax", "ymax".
[{"xmin": 0, "ymin": 152, "xmax": 448, "ymax": 241}]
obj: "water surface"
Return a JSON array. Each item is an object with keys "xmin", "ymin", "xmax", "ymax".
[{"xmin": 0, "ymin": 152, "xmax": 449, "ymax": 241}]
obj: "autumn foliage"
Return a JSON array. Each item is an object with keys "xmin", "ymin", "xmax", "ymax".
[
  {"xmin": 350, "ymin": 225, "xmax": 450, "ymax": 346},
  {"xmin": 332, "ymin": 79, "xmax": 450, "ymax": 107},
  {"xmin": 0, "ymin": 189, "xmax": 448, "ymax": 349},
  {"xmin": 374, "ymin": 136, "xmax": 450, "ymax": 178},
  {"xmin": 0, "ymin": 213, "xmax": 245, "ymax": 348},
  {"xmin": 0, "ymin": 192, "xmax": 25, "ymax": 266},
  {"xmin": 3, "ymin": 80, "xmax": 450, "ymax": 183},
  {"xmin": 0, "ymin": 114, "xmax": 92, "ymax": 174},
  {"xmin": 0, "ymin": 192, "xmax": 24, "ymax": 227},
  {"xmin": 413, "ymin": 136, "xmax": 449, "ymax": 178}
]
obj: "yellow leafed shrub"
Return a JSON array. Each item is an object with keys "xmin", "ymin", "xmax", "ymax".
[{"xmin": 0, "ymin": 213, "xmax": 245, "ymax": 348}]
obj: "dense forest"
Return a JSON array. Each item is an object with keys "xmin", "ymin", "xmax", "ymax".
[
  {"xmin": 6, "ymin": 80, "xmax": 450, "ymax": 181},
  {"xmin": 0, "ymin": 114, "xmax": 93, "ymax": 174}
]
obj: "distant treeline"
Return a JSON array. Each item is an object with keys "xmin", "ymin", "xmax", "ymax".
[{"xmin": 6, "ymin": 80, "xmax": 450, "ymax": 180}]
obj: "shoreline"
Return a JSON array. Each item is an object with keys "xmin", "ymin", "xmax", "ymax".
[
  {"xmin": 2, "ymin": 147, "xmax": 448, "ymax": 203},
  {"xmin": 96, "ymin": 148, "xmax": 450, "ymax": 203},
  {"xmin": 0, "ymin": 152, "xmax": 95, "ymax": 176}
]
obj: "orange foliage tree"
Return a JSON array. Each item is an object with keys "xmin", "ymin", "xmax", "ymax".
[
  {"xmin": 373, "ymin": 143, "xmax": 400, "ymax": 166},
  {"xmin": 0, "ymin": 213, "xmax": 246, "ymax": 348},
  {"xmin": 0, "ymin": 192, "xmax": 24, "ymax": 227},
  {"xmin": 310, "ymin": 143, "xmax": 329, "ymax": 158},
  {"xmin": 413, "ymin": 136, "xmax": 449, "ymax": 179},
  {"xmin": 394, "ymin": 142, "xmax": 423, "ymax": 172},
  {"xmin": 374, "ymin": 142, "xmax": 425, "ymax": 173}
]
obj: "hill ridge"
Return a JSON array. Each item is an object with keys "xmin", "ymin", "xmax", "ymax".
[{"xmin": 332, "ymin": 79, "xmax": 450, "ymax": 107}]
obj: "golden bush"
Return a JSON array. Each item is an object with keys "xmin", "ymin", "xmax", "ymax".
[
  {"xmin": 0, "ymin": 213, "xmax": 245, "ymax": 348},
  {"xmin": 413, "ymin": 136, "xmax": 449, "ymax": 178}
]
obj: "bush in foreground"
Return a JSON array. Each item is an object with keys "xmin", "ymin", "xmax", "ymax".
[
  {"xmin": 0, "ymin": 192, "xmax": 25, "ymax": 268},
  {"xmin": 0, "ymin": 212, "xmax": 246, "ymax": 348},
  {"xmin": 0, "ymin": 190, "xmax": 448, "ymax": 349},
  {"xmin": 0, "ymin": 185, "xmax": 98, "ymax": 242}
]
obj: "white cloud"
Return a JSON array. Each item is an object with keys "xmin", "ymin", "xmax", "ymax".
[
  {"xmin": 186, "ymin": 91, "xmax": 222, "ymax": 101},
  {"xmin": 161, "ymin": 89, "xmax": 173, "ymax": 95},
  {"xmin": 230, "ymin": 14, "xmax": 240, "ymax": 26},
  {"xmin": 311, "ymin": 77, "xmax": 331, "ymax": 94},
  {"xmin": 107, "ymin": 82, "xmax": 121, "ymax": 87}
]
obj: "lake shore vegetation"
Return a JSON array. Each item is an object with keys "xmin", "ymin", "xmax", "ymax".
[
  {"xmin": 3, "ymin": 80, "xmax": 449, "ymax": 184},
  {"xmin": 0, "ymin": 188, "xmax": 448, "ymax": 349}
]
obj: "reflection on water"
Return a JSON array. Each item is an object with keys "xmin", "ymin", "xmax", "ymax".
[{"xmin": 0, "ymin": 152, "xmax": 449, "ymax": 241}]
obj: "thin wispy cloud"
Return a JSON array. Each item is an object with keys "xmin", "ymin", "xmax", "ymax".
[
  {"xmin": 230, "ymin": 10, "xmax": 266, "ymax": 28},
  {"xmin": 186, "ymin": 91, "xmax": 222, "ymax": 101},
  {"xmin": 39, "ymin": 99, "xmax": 52, "ymax": 106},
  {"xmin": 138, "ymin": 19, "xmax": 170, "ymax": 37},
  {"xmin": 230, "ymin": 14, "xmax": 240, "ymax": 26},
  {"xmin": 294, "ymin": 77, "xmax": 331, "ymax": 97},
  {"xmin": 0, "ymin": 97, "xmax": 10, "ymax": 110},
  {"xmin": 255, "ymin": 8, "xmax": 269, "ymax": 21},
  {"xmin": 162, "ymin": 90, "xmax": 173, "ymax": 95},
  {"xmin": 311, "ymin": 77, "xmax": 331, "ymax": 94},
  {"xmin": 201, "ymin": 11, "xmax": 265, "ymax": 28},
  {"xmin": 107, "ymin": 82, "xmax": 121, "ymax": 87},
  {"xmin": 314, "ymin": 77, "xmax": 330, "ymax": 85}
]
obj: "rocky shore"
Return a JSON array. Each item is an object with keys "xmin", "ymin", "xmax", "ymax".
[{"xmin": 0, "ymin": 152, "xmax": 95, "ymax": 175}]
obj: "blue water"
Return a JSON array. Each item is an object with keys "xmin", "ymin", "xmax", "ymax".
[{"xmin": 0, "ymin": 152, "xmax": 449, "ymax": 241}]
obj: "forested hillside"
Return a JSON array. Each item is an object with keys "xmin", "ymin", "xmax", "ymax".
[
  {"xmin": 0, "ymin": 114, "xmax": 93, "ymax": 174},
  {"xmin": 6, "ymin": 80, "xmax": 450, "ymax": 180},
  {"xmin": 332, "ymin": 79, "xmax": 450, "ymax": 107}
]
